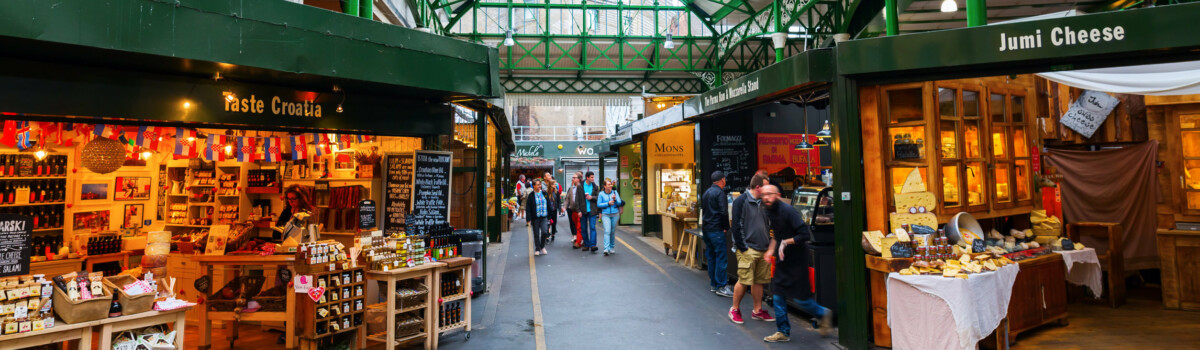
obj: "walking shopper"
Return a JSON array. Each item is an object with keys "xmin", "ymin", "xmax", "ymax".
[
  {"xmin": 525, "ymin": 180, "xmax": 554, "ymax": 256},
  {"xmin": 597, "ymin": 179, "xmax": 623, "ymax": 256},
  {"xmin": 728, "ymin": 173, "xmax": 774, "ymax": 324},
  {"xmin": 545, "ymin": 173, "xmax": 561, "ymax": 242},
  {"xmin": 574, "ymin": 171, "xmax": 601, "ymax": 253},
  {"xmin": 702, "ymin": 171, "xmax": 734, "ymax": 297},
  {"xmin": 759, "ymin": 184, "xmax": 833, "ymax": 342},
  {"xmin": 515, "ymin": 175, "xmax": 528, "ymax": 220},
  {"xmin": 565, "ymin": 174, "xmax": 581, "ymax": 249}
]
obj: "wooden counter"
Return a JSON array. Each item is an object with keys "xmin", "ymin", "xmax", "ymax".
[
  {"xmin": 865, "ymin": 253, "xmax": 1068, "ymax": 348},
  {"xmin": 30, "ymin": 258, "xmax": 82, "ymax": 278},
  {"xmin": 1158, "ymin": 229, "xmax": 1200, "ymax": 311},
  {"xmin": 660, "ymin": 211, "xmax": 698, "ymax": 255}
]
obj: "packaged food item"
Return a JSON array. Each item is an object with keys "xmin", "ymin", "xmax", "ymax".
[{"xmin": 88, "ymin": 273, "xmax": 104, "ymax": 298}]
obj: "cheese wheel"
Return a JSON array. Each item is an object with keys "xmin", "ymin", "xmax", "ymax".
[
  {"xmin": 145, "ymin": 243, "xmax": 171, "ymax": 256},
  {"xmin": 894, "ymin": 192, "xmax": 937, "ymax": 215},
  {"xmin": 901, "ymin": 168, "xmax": 927, "ymax": 193},
  {"xmin": 147, "ymin": 231, "xmax": 172, "ymax": 244}
]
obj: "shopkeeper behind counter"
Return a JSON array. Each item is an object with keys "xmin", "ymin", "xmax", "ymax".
[{"xmin": 275, "ymin": 185, "xmax": 315, "ymax": 239}]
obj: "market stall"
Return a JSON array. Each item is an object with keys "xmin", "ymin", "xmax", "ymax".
[
  {"xmin": 0, "ymin": 0, "xmax": 500, "ymax": 348},
  {"xmin": 829, "ymin": 4, "xmax": 1200, "ymax": 349}
]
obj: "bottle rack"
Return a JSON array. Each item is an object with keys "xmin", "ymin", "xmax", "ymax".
[
  {"xmin": 165, "ymin": 162, "xmax": 251, "ymax": 229},
  {"xmin": 299, "ymin": 267, "xmax": 367, "ymax": 340}
]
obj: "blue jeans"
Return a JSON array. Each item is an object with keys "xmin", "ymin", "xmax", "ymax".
[
  {"xmin": 601, "ymin": 214, "xmax": 619, "ymax": 251},
  {"xmin": 773, "ymin": 294, "xmax": 829, "ymax": 336},
  {"xmin": 703, "ymin": 231, "xmax": 728, "ymax": 289},
  {"xmin": 582, "ymin": 214, "xmax": 598, "ymax": 248}
]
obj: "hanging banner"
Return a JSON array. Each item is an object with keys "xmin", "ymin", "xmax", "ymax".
[{"xmin": 757, "ymin": 133, "xmax": 821, "ymax": 175}]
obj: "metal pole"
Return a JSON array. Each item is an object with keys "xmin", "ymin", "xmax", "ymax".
[
  {"xmin": 966, "ymin": 0, "xmax": 987, "ymax": 27},
  {"xmin": 360, "ymin": 0, "xmax": 373, "ymax": 20},
  {"xmin": 344, "ymin": 0, "xmax": 360, "ymax": 17},
  {"xmin": 884, "ymin": 0, "xmax": 899, "ymax": 36},
  {"xmin": 477, "ymin": 109, "xmax": 489, "ymax": 290},
  {"xmin": 773, "ymin": 0, "xmax": 784, "ymax": 62}
]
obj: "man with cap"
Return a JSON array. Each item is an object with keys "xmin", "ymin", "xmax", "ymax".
[{"xmin": 702, "ymin": 170, "xmax": 734, "ymax": 297}]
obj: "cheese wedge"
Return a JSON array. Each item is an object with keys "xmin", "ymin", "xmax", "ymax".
[
  {"xmin": 942, "ymin": 267, "xmax": 960, "ymax": 278},
  {"xmin": 984, "ymin": 260, "xmax": 998, "ymax": 271},
  {"xmin": 881, "ymin": 237, "xmax": 900, "ymax": 258},
  {"xmin": 890, "ymin": 213, "xmax": 938, "ymax": 233},
  {"xmin": 899, "ymin": 268, "xmax": 914, "ymax": 276},
  {"xmin": 895, "ymin": 228, "xmax": 911, "ymax": 242},
  {"xmin": 894, "ymin": 192, "xmax": 937, "ymax": 214},
  {"xmin": 901, "ymin": 168, "xmax": 927, "ymax": 193},
  {"xmin": 956, "ymin": 273, "xmax": 969, "ymax": 280},
  {"xmin": 959, "ymin": 254, "xmax": 972, "ymax": 265},
  {"xmin": 1074, "ymin": 242, "xmax": 1085, "ymax": 250},
  {"xmin": 862, "ymin": 230, "xmax": 885, "ymax": 255}
]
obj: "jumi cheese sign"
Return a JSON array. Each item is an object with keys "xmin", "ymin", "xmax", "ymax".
[{"xmin": 222, "ymin": 91, "xmax": 327, "ymax": 118}]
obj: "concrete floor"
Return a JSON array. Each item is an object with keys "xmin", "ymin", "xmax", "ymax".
[{"xmin": 436, "ymin": 216, "xmax": 840, "ymax": 350}]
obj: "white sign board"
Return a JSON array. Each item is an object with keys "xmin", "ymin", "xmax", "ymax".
[{"xmin": 1060, "ymin": 90, "xmax": 1120, "ymax": 139}]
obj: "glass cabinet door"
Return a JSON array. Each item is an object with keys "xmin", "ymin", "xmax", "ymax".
[
  {"xmin": 1015, "ymin": 160, "xmax": 1032, "ymax": 201},
  {"xmin": 964, "ymin": 121, "xmax": 983, "ymax": 159},
  {"xmin": 888, "ymin": 88, "xmax": 925, "ymax": 124},
  {"xmin": 966, "ymin": 162, "xmax": 987, "ymax": 208},
  {"xmin": 941, "ymin": 121, "xmax": 959, "ymax": 159},
  {"xmin": 994, "ymin": 163, "xmax": 1013, "ymax": 204},
  {"xmin": 1180, "ymin": 114, "xmax": 1200, "ymax": 214},
  {"xmin": 942, "ymin": 164, "xmax": 962, "ymax": 208}
]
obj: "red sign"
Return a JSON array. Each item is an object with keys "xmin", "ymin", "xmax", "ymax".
[
  {"xmin": 757, "ymin": 133, "xmax": 821, "ymax": 176},
  {"xmin": 1031, "ymin": 146, "xmax": 1041, "ymax": 173}
]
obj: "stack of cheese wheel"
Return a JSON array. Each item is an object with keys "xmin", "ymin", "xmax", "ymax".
[{"xmin": 140, "ymin": 231, "xmax": 172, "ymax": 277}]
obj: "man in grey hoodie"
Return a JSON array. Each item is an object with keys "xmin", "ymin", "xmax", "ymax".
[{"xmin": 727, "ymin": 173, "xmax": 775, "ymax": 324}]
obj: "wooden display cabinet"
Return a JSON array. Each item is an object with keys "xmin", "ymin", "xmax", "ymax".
[
  {"xmin": 1165, "ymin": 105, "xmax": 1200, "ymax": 216},
  {"xmin": 298, "ymin": 267, "xmax": 367, "ymax": 344},
  {"xmin": 867, "ymin": 76, "xmax": 1038, "ymax": 229}
]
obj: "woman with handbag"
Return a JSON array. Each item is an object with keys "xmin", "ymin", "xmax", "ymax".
[{"xmin": 596, "ymin": 179, "xmax": 624, "ymax": 256}]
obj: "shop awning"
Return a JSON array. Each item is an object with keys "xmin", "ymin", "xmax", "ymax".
[
  {"xmin": 1038, "ymin": 62, "xmax": 1200, "ymax": 96},
  {"xmin": 0, "ymin": 0, "xmax": 501, "ymax": 100}
]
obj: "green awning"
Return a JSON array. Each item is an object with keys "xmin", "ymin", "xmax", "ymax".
[{"xmin": 0, "ymin": 0, "xmax": 501, "ymax": 100}]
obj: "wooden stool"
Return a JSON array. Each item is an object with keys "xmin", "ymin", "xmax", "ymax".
[
  {"xmin": 1066, "ymin": 222, "xmax": 1125, "ymax": 308},
  {"xmin": 676, "ymin": 230, "xmax": 694, "ymax": 266}
]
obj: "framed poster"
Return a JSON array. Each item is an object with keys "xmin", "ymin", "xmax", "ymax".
[
  {"xmin": 80, "ymin": 183, "xmax": 109, "ymax": 201},
  {"xmin": 334, "ymin": 151, "xmax": 356, "ymax": 170},
  {"xmin": 73, "ymin": 211, "xmax": 110, "ymax": 231},
  {"xmin": 123, "ymin": 204, "xmax": 144, "ymax": 229},
  {"xmin": 114, "ymin": 176, "xmax": 152, "ymax": 200}
]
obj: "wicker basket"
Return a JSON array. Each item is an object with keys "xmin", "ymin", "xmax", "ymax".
[
  {"xmin": 102, "ymin": 275, "xmax": 156, "ymax": 316},
  {"xmin": 395, "ymin": 313, "xmax": 424, "ymax": 339},
  {"xmin": 396, "ymin": 281, "xmax": 428, "ymax": 310},
  {"xmin": 52, "ymin": 283, "xmax": 114, "ymax": 324},
  {"xmin": 207, "ymin": 276, "xmax": 266, "ymax": 312},
  {"xmin": 254, "ymin": 285, "xmax": 288, "ymax": 312}
]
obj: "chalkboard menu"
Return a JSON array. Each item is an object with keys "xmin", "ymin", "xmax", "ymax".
[
  {"xmin": 383, "ymin": 153, "xmax": 414, "ymax": 233},
  {"xmin": 409, "ymin": 151, "xmax": 453, "ymax": 227},
  {"xmin": 710, "ymin": 134, "xmax": 752, "ymax": 190},
  {"xmin": 0, "ymin": 214, "xmax": 33, "ymax": 277},
  {"xmin": 358, "ymin": 199, "xmax": 377, "ymax": 230}
]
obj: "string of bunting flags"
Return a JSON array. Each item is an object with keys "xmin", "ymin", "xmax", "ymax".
[{"xmin": 0, "ymin": 121, "xmax": 375, "ymax": 162}]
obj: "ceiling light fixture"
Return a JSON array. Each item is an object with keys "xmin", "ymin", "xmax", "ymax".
[
  {"xmin": 816, "ymin": 119, "xmax": 832, "ymax": 139},
  {"xmin": 663, "ymin": 33, "xmax": 675, "ymax": 49},
  {"xmin": 941, "ymin": 0, "xmax": 958, "ymax": 13},
  {"xmin": 504, "ymin": 30, "xmax": 515, "ymax": 47}
]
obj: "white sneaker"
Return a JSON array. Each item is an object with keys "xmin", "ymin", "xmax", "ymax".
[
  {"xmin": 534, "ymin": 251, "xmax": 541, "ymax": 256},
  {"xmin": 540, "ymin": 249, "xmax": 548, "ymax": 255}
]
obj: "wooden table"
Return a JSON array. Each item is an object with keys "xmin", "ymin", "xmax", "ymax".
[
  {"xmin": 191, "ymin": 255, "xmax": 297, "ymax": 350},
  {"xmin": 432, "ymin": 257, "xmax": 474, "ymax": 349},
  {"xmin": 0, "ymin": 308, "xmax": 190, "ymax": 350},
  {"xmin": 864, "ymin": 254, "xmax": 913, "ymax": 348},
  {"xmin": 660, "ymin": 211, "xmax": 698, "ymax": 256},
  {"xmin": 98, "ymin": 308, "xmax": 190, "ymax": 349},
  {"xmin": 85, "ymin": 251, "xmax": 131, "ymax": 273},
  {"xmin": 1158, "ymin": 229, "xmax": 1200, "ymax": 311},
  {"xmin": 364, "ymin": 262, "xmax": 444, "ymax": 350}
]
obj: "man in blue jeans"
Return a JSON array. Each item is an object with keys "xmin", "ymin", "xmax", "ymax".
[
  {"xmin": 573, "ymin": 171, "xmax": 601, "ymax": 253},
  {"xmin": 701, "ymin": 171, "xmax": 734, "ymax": 297},
  {"xmin": 759, "ymin": 184, "xmax": 832, "ymax": 342}
]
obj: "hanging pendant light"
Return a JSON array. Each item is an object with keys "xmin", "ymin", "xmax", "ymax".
[
  {"xmin": 813, "ymin": 138, "xmax": 829, "ymax": 147},
  {"xmin": 794, "ymin": 139, "xmax": 814, "ymax": 151},
  {"xmin": 663, "ymin": 33, "xmax": 675, "ymax": 49},
  {"xmin": 816, "ymin": 119, "xmax": 832, "ymax": 139},
  {"xmin": 941, "ymin": 0, "xmax": 958, "ymax": 13},
  {"xmin": 503, "ymin": 30, "xmax": 515, "ymax": 47},
  {"xmin": 81, "ymin": 137, "xmax": 127, "ymax": 174}
]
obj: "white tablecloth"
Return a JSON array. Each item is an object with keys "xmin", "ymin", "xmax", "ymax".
[
  {"xmin": 887, "ymin": 264, "xmax": 1020, "ymax": 350},
  {"xmin": 1059, "ymin": 248, "xmax": 1103, "ymax": 297}
]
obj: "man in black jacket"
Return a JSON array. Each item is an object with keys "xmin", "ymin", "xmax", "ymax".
[
  {"xmin": 759, "ymin": 184, "xmax": 832, "ymax": 342},
  {"xmin": 702, "ymin": 171, "xmax": 734, "ymax": 297},
  {"xmin": 728, "ymin": 173, "xmax": 775, "ymax": 324},
  {"xmin": 573, "ymin": 171, "xmax": 601, "ymax": 253},
  {"xmin": 525, "ymin": 179, "xmax": 556, "ymax": 256}
]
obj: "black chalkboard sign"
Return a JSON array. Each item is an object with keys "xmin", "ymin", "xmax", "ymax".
[
  {"xmin": 409, "ymin": 150, "xmax": 453, "ymax": 227},
  {"xmin": 194, "ymin": 275, "xmax": 211, "ymax": 294},
  {"xmin": 0, "ymin": 214, "xmax": 32, "ymax": 277},
  {"xmin": 709, "ymin": 134, "xmax": 752, "ymax": 190},
  {"xmin": 359, "ymin": 199, "xmax": 377, "ymax": 230},
  {"xmin": 383, "ymin": 153, "xmax": 414, "ymax": 233}
]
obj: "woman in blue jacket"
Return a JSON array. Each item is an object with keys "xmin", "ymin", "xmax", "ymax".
[{"xmin": 596, "ymin": 179, "xmax": 623, "ymax": 256}]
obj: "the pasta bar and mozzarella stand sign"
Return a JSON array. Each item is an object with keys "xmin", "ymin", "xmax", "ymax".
[
  {"xmin": 409, "ymin": 151, "xmax": 453, "ymax": 226},
  {"xmin": 0, "ymin": 214, "xmax": 33, "ymax": 277},
  {"xmin": 384, "ymin": 153, "xmax": 415, "ymax": 233}
]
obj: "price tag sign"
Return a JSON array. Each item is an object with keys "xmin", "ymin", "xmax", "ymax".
[
  {"xmin": 359, "ymin": 200, "xmax": 376, "ymax": 230},
  {"xmin": 1060, "ymin": 90, "xmax": 1120, "ymax": 139}
]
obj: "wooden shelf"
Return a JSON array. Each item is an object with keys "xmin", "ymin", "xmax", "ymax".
[
  {"xmin": 0, "ymin": 176, "xmax": 67, "ymax": 180},
  {"xmin": 165, "ymin": 224, "xmax": 211, "ymax": 228},
  {"xmin": 437, "ymin": 321, "xmax": 468, "ymax": 332},
  {"xmin": 0, "ymin": 202, "xmax": 65, "ymax": 207},
  {"xmin": 33, "ymin": 228, "xmax": 64, "ymax": 233},
  {"xmin": 367, "ymin": 332, "xmax": 426, "ymax": 344},
  {"xmin": 440, "ymin": 293, "xmax": 468, "ymax": 303}
]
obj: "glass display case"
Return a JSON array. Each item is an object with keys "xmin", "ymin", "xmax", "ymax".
[
  {"xmin": 1178, "ymin": 114, "xmax": 1200, "ymax": 213},
  {"xmin": 878, "ymin": 79, "xmax": 1035, "ymax": 220},
  {"xmin": 655, "ymin": 164, "xmax": 696, "ymax": 215}
]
